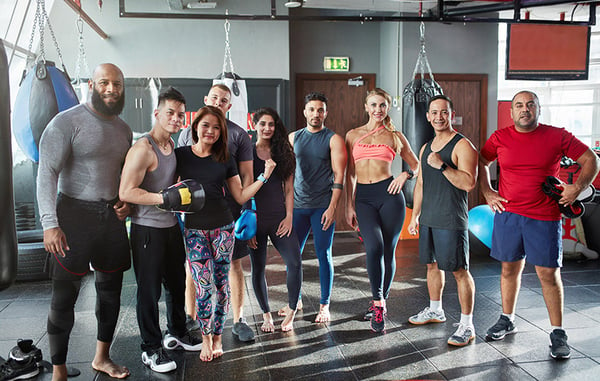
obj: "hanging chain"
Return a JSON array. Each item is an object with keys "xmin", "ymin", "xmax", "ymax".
[
  {"xmin": 412, "ymin": 21, "xmax": 435, "ymax": 82},
  {"xmin": 73, "ymin": 16, "xmax": 90, "ymax": 83},
  {"xmin": 221, "ymin": 10, "xmax": 235, "ymax": 78},
  {"xmin": 26, "ymin": 0, "xmax": 66, "ymax": 67}
]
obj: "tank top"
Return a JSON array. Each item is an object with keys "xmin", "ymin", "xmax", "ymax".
[
  {"xmin": 253, "ymin": 147, "xmax": 286, "ymax": 226},
  {"xmin": 131, "ymin": 134, "xmax": 178, "ymax": 228},
  {"xmin": 293, "ymin": 127, "xmax": 335, "ymax": 209},
  {"xmin": 419, "ymin": 133, "xmax": 468, "ymax": 230}
]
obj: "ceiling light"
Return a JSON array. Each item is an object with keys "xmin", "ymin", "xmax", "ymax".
[
  {"xmin": 187, "ymin": 1, "xmax": 217, "ymax": 9},
  {"xmin": 284, "ymin": 1, "xmax": 302, "ymax": 8}
]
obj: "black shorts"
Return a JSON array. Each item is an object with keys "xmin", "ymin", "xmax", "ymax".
[
  {"xmin": 229, "ymin": 199, "xmax": 250, "ymax": 261},
  {"xmin": 419, "ymin": 225, "xmax": 469, "ymax": 272},
  {"xmin": 49, "ymin": 193, "xmax": 131, "ymax": 280}
]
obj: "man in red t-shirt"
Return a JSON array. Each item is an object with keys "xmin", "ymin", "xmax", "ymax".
[{"xmin": 479, "ymin": 90, "xmax": 599, "ymax": 360}]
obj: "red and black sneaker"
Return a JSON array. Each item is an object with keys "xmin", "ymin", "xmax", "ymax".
[{"xmin": 370, "ymin": 306, "xmax": 385, "ymax": 333}]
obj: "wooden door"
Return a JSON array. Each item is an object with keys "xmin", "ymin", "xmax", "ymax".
[
  {"xmin": 434, "ymin": 74, "xmax": 488, "ymax": 208},
  {"xmin": 295, "ymin": 73, "xmax": 376, "ymax": 231}
]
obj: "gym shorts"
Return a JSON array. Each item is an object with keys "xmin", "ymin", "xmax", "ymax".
[{"xmin": 419, "ymin": 225, "xmax": 469, "ymax": 272}]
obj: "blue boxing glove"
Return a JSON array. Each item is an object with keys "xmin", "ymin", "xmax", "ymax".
[
  {"xmin": 158, "ymin": 179, "xmax": 205, "ymax": 213},
  {"xmin": 234, "ymin": 198, "xmax": 257, "ymax": 240}
]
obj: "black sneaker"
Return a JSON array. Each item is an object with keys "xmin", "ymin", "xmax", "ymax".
[
  {"xmin": 232, "ymin": 318, "xmax": 255, "ymax": 342},
  {"xmin": 486, "ymin": 315, "xmax": 517, "ymax": 341},
  {"xmin": 550, "ymin": 329, "xmax": 571, "ymax": 359},
  {"xmin": 8, "ymin": 339, "xmax": 42, "ymax": 365},
  {"xmin": 364, "ymin": 301, "xmax": 375, "ymax": 321},
  {"xmin": 185, "ymin": 314, "xmax": 200, "ymax": 332},
  {"xmin": 370, "ymin": 306, "xmax": 385, "ymax": 333},
  {"xmin": 141, "ymin": 348, "xmax": 176, "ymax": 373},
  {"xmin": 163, "ymin": 332, "xmax": 202, "ymax": 351},
  {"xmin": 0, "ymin": 357, "xmax": 40, "ymax": 381}
]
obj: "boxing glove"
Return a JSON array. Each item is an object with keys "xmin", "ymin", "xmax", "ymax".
[
  {"xmin": 234, "ymin": 198, "xmax": 257, "ymax": 240},
  {"xmin": 158, "ymin": 179, "xmax": 205, "ymax": 213},
  {"xmin": 542, "ymin": 176, "xmax": 585, "ymax": 219}
]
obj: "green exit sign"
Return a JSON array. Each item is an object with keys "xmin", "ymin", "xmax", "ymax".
[{"xmin": 323, "ymin": 57, "xmax": 350, "ymax": 72}]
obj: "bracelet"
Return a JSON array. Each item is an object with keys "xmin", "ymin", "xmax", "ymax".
[
  {"xmin": 405, "ymin": 169, "xmax": 414, "ymax": 180},
  {"xmin": 332, "ymin": 183, "xmax": 343, "ymax": 190},
  {"xmin": 440, "ymin": 163, "xmax": 448, "ymax": 172},
  {"xmin": 257, "ymin": 173, "xmax": 268, "ymax": 184}
]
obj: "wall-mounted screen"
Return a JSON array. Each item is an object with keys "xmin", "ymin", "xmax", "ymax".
[{"xmin": 506, "ymin": 24, "xmax": 590, "ymax": 81}]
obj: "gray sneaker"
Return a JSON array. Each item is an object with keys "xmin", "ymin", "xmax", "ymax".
[
  {"xmin": 486, "ymin": 315, "xmax": 517, "ymax": 341},
  {"xmin": 448, "ymin": 323, "xmax": 475, "ymax": 346},
  {"xmin": 232, "ymin": 318, "xmax": 255, "ymax": 342},
  {"xmin": 550, "ymin": 329, "xmax": 571, "ymax": 359},
  {"xmin": 408, "ymin": 307, "xmax": 446, "ymax": 325}
]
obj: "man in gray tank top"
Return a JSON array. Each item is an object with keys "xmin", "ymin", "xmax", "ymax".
[
  {"xmin": 119, "ymin": 87, "xmax": 201, "ymax": 374},
  {"xmin": 407, "ymin": 95, "xmax": 478, "ymax": 347},
  {"xmin": 285, "ymin": 92, "xmax": 346, "ymax": 323},
  {"xmin": 37, "ymin": 63, "xmax": 132, "ymax": 380}
]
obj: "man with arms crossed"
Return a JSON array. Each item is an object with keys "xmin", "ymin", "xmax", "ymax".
[
  {"xmin": 119, "ymin": 87, "xmax": 202, "ymax": 373},
  {"xmin": 480, "ymin": 90, "xmax": 599, "ymax": 359},
  {"xmin": 283, "ymin": 92, "xmax": 346, "ymax": 323},
  {"xmin": 178, "ymin": 84, "xmax": 255, "ymax": 341},
  {"xmin": 38, "ymin": 63, "xmax": 131, "ymax": 380},
  {"xmin": 408, "ymin": 95, "xmax": 478, "ymax": 346}
]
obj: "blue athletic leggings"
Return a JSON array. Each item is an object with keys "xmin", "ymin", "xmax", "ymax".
[
  {"xmin": 355, "ymin": 177, "xmax": 406, "ymax": 300},
  {"xmin": 249, "ymin": 218, "xmax": 302, "ymax": 312},
  {"xmin": 293, "ymin": 207, "xmax": 335, "ymax": 305}
]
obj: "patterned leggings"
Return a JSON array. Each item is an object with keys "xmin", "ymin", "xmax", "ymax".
[{"xmin": 184, "ymin": 223, "xmax": 235, "ymax": 335}]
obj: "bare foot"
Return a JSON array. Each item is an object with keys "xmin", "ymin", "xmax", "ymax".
[
  {"xmin": 212, "ymin": 335, "xmax": 223, "ymax": 359},
  {"xmin": 278, "ymin": 299, "xmax": 302, "ymax": 316},
  {"xmin": 261, "ymin": 312, "xmax": 275, "ymax": 332},
  {"xmin": 91, "ymin": 359, "xmax": 130, "ymax": 379},
  {"xmin": 281, "ymin": 309, "xmax": 297, "ymax": 332},
  {"xmin": 314, "ymin": 304, "xmax": 330, "ymax": 323},
  {"xmin": 200, "ymin": 335, "xmax": 213, "ymax": 362}
]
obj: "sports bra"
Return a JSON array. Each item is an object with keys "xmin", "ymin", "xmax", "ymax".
[{"xmin": 352, "ymin": 125, "xmax": 396, "ymax": 163}]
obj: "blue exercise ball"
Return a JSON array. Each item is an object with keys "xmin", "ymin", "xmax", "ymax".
[
  {"xmin": 468, "ymin": 204, "xmax": 494, "ymax": 249},
  {"xmin": 12, "ymin": 61, "xmax": 79, "ymax": 162}
]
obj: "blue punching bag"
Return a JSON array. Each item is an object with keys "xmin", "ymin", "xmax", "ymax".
[
  {"xmin": 0, "ymin": 40, "xmax": 18, "ymax": 290},
  {"xmin": 12, "ymin": 60, "xmax": 79, "ymax": 162}
]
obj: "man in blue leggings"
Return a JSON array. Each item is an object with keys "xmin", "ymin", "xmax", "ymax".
[{"xmin": 286, "ymin": 92, "xmax": 346, "ymax": 323}]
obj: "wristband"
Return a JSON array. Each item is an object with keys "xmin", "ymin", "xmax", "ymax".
[
  {"xmin": 257, "ymin": 173, "xmax": 268, "ymax": 184},
  {"xmin": 440, "ymin": 163, "xmax": 448, "ymax": 172},
  {"xmin": 332, "ymin": 183, "xmax": 343, "ymax": 190}
]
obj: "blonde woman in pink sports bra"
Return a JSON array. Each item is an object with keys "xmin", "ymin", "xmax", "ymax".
[{"xmin": 345, "ymin": 88, "xmax": 419, "ymax": 333}]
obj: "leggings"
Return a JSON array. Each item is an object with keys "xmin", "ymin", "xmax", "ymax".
[
  {"xmin": 355, "ymin": 177, "xmax": 406, "ymax": 300},
  {"xmin": 250, "ymin": 219, "xmax": 302, "ymax": 312},
  {"xmin": 47, "ymin": 271, "xmax": 123, "ymax": 365},
  {"xmin": 293, "ymin": 207, "xmax": 335, "ymax": 305},
  {"xmin": 184, "ymin": 223, "xmax": 234, "ymax": 336}
]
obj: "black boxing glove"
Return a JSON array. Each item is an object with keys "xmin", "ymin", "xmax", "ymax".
[
  {"xmin": 541, "ymin": 176, "xmax": 585, "ymax": 219},
  {"xmin": 158, "ymin": 179, "xmax": 205, "ymax": 213}
]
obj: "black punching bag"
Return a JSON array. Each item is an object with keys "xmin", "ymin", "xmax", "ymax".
[
  {"xmin": 0, "ymin": 39, "xmax": 18, "ymax": 291},
  {"xmin": 402, "ymin": 78, "xmax": 443, "ymax": 208}
]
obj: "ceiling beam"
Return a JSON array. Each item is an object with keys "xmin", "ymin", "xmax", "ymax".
[{"xmin": 63, "ymin": 0, "xmax": 108, "ymax": 39}]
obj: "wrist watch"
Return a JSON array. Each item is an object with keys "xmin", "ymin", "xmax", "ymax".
[{"xmin": 439, "ymin": 163, "xmax": 448, "ymax": 172}]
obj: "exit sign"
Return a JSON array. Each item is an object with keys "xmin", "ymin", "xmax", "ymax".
[{"xmin": 323, "ymin": 57, "xmax": 349, "ymax": 72}]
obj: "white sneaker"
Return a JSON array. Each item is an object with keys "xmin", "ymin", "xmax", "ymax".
[
  {"xmin": 448, "ymin": 323, "xmax": 475, "ymax": 346},
  {"xmin": 141, "ymin": 348, "xmax": 176, "ymax": 373},
  {"xmin": 163, "ymin": 332, "xmax": 202, "ymax": 351},
  {"xmin": 408, "ymin": 307, "xmax": 446, "ymax": 325}
]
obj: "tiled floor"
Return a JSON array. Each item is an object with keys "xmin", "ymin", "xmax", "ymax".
[{"xmin": 1, "ymin": 233, "xmax": 600, "ymax": 380}]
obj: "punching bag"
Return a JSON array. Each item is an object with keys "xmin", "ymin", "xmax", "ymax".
[
  {"xmin": 214, "ymin": 72, "xmax": 248, "ymax": 130},
  {"xmin": 401, "ymin": 23, "xmax": 443, "ymax": 208},
  {"xmin": 12, "ymin": 61, "xmax": 79, "ymax": 163},
  {"xmin": 0, "ymin": 40, "xmax": 18, "ymax": 291}
]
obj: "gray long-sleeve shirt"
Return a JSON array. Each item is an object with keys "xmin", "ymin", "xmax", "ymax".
[{"xmin": 37, "ymin": 103, "xmax": 132, "ymax": 230}]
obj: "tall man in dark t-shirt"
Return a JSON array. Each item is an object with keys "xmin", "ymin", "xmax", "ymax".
[
  {"xmin": 178, "ymin": 84, "xmax": 255, "ymax": 341},
  {"xmin": 286, "ymin": 92, "xmax": 346, "ymax": 323},
  {"xmin": 407, "ymin": 95, "xmax": 478, "ymax": 347},
  {"xmin": 37, "ymin": 63, "xmax": 131, "ymax": 381}
]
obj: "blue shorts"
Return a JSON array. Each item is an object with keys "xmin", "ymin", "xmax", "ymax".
[
  {"xmin": 419, "ymin": 226, "xmax": 469, "ymax": 272},
  {"xmin": 491, "ymin": 212, "xmax": 562, "ymax": 268}
]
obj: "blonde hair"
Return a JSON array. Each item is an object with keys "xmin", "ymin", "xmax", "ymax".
[{"xmin": 365, "ymin": 88, "xmax": 403, "ymax": 153}]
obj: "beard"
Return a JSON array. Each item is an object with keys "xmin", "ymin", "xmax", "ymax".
[{"xmin": 91, "ymin": 87, "xmax": 125, "ymax": 116}]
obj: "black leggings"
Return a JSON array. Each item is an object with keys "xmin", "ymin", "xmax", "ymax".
[
  {"xmin": 47, "ymin": 271, "xmax": 123, "ymax": 365},
  {"xmin": 249, "ymin": 218, "xmax": 302, "ymax": 312},
  {"xmin": 355, "ymin": 177, "xmax": 406, "ymax": 300}
]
